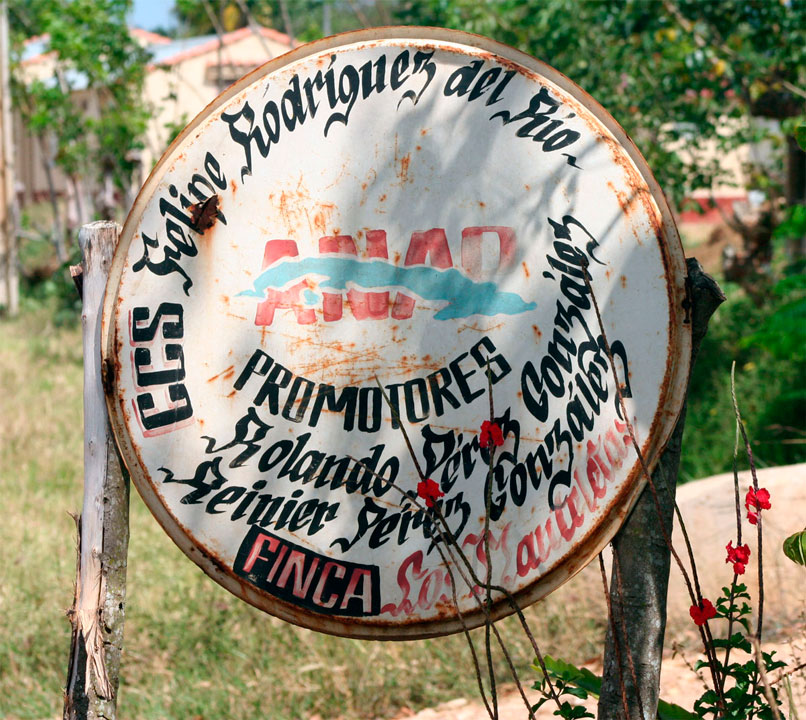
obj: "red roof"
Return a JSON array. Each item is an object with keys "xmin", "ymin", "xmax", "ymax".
[
  {"xmin": 154, "ymin": 26, "xmax": 294, "ymax": 68},
  {"xmin": 131, "ymin": 27, "xmax": 172, "ymax": 45}
]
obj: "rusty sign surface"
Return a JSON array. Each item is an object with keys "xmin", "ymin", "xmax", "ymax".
[{"xmin": 102, "ymin": 28, "xmax": 691, "ymax": 639}]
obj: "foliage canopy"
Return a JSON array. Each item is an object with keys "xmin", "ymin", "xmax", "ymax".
[{"xmin": 8, "ymin": 0, "xmax": 149, "ymax": 195}]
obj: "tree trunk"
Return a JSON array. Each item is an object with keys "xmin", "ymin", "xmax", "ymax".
[
  {"xmin": 64, "ymin": 221, "xmax": 130, "ymax": 720},
  {"xmin": 597, "ymin": 258, "xmax": 725, "ymax": 719},
  {"xmin": 785, "ymin": 136, "xmax": 806, "ymax": 259},
  {"xmin": 37, "ymin": 133, "xmax": 67, "ymax": 263}
]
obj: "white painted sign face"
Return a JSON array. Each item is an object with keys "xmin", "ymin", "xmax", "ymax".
[{"xmin": 103, "ymin": 28, "xmax": 690, "ymax": 638}]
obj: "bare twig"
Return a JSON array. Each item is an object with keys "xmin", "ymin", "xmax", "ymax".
[
  {"xmin": 345, "ymin": 0, "xmax": 371, "ymax": 27},
  {"xmin": 277, "ymin": 0, "xmax": 295, "ymax": 42},
  {"xmin": 671, "ymin": 640, "xmax": 711, "ymax": 693},
  {"xmin": 433, "ymin": 540, "xmax": 498, "ymax": 720},
  {"xmin": 232, "ymin": 0, "xmax": 275, "ymax": 58},
  {"xmin": 483, "ymin": 363, "xmax": 498, "ymax": 719},
  {"xmin": 752, "ymin": 636, "xmax": 783, "ymax": 720},
  {"xmin": 363, "ymin": 375, "xmax": 562, "ymax": 716},
  {"xmin": 373, "ymin": 377, "xmax": 426, "ymax": 481},
  {"xmin": 772, "ymin": 661, "xmax": 806, "ymax": 685},
  {"xmin": 720, "ymin": 378, "xmax": 746, "ymax": 696},
  {"xmin": 731, "ymin": 362, "xmax": 765, "ymax": 643},
  {"xmin": 343, "ymin": 453, "xmax": 496, "ymax": 720}
]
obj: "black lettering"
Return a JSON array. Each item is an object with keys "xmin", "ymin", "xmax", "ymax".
[
  {"xmin": 282, "ymin": 376, "xmax": 315, "ymax": 423},
  {"xmin": 390, "ymin": 50, "xmax": 410, "ymax": 89},
  {"xmin": 207, "ymin": 486, "xmax": 245, "ymax": 514},
  {"xmin": 449, "ymin": 352, "xmax": 485, "ymax": 404}
]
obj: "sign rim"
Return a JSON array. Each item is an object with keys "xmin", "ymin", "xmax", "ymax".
[{"xmin": 102, "ymin": 26, "xmax": 692, "ymax": 640}]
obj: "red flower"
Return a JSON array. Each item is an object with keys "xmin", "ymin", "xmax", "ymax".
[
  {"xmin": 417, "ymin": 478, "xmax": 444, "ymax": 508},
  {"xmin": 725, "ymin": 541, "xmax": 751, "ymax": 575},
  {"xmin": 746, "ymin": 487, "xmax": 771, "ymax": 510},
  {"xmin": 689, "ymin": 598, "xmax": 717, "ymax": 626},
  {"xmin": 745, "ymin": 487, "xmax": 771, "ymax": 524},
  {"xmin": 480, "ymin": 420, "xmax": 504, "ymax": 448}
]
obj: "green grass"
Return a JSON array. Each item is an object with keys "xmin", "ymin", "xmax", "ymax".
[{"xmin": 0, "ymin": 304, "xmax": 607, "ymax": 720}]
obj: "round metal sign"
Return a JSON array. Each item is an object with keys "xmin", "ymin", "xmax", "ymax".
[{"xmin": 103, "ymin": 28, "xmax": 691, "ymax": 639}]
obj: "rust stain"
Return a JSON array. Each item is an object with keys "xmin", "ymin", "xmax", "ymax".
[
  {"xmin": 392, "ymin": 134, "xmax": 413, "ymax": 187},
  {"xmin": 522, "ymin": 261, "xmax": 530, "ymax": 278},
  {"xmin": 607, "ymin": 180, "xmax": 633, "ymax": 218},
  {"xmin": 398, "ymin": 153, "xmax": 411, "ymax": 183},
  {"xmin": 599, "ymin": 134, "xmax": 665, "ymax": 248},
  {"xmin": 420, "ymin": 128, "xmax": 428, "ymax": 136},
  {"xmin": 207, "ymin": 365, "xmax": 235, "ymax": 383},
  {"xmin": 227, "ymin": 390, "xmax": 237, "ymax": 398},
  {"xmin": 102, "ymin": 357, "xmax": 115, "ymax": 396},
  {"xmin": 313, "ymin": 203, "xmax": 337, "ymax": 236},
  {"xmin": 274, "ymin": 176, "xmax": 339, "ymax": 237},
  {"xmin": 620, "ymin": 275, "xmax": 627, "ymax": 289},
  {"xmin": 532, "ymin": 324, "xmax": 542, "ymax": 340},
  {"xmin": 457, "ymin": 320, "xmax": 504, "ymax": 334},
  {"xmin": 189, "ymin": 194, "xmax": 220, "ymax": 233},
  {"xmin": 474, "ymin": 49, "xmax": 535, "ymax": 78},
  {"xmin": 230, "ymin": 179, "xmax": 237, "ymax": 194}
]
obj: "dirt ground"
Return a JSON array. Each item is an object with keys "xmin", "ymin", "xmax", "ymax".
[{"xmin": 390, "ymin": 463, "xmax": 806, "ymax": 719}]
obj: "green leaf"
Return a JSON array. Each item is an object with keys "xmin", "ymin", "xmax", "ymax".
[
  {"xmin": 796, "ymin": 124, "xmax": 806, "ymax": 151},
  {"xmin": 712, "ymin": 633, "xmax": 753, "ymax": 653},
  {"xmin": 697, "ymin": 689, "xmax": 721, "ymax": 705},
  {"xmin": 783, "ymin": 528, "xmax": 806, "ymax": 566},
  {"xmin": 658, "ymin": 699, "xmax": 700, "ymax": 720},
  {"xmin": 762, "ymin": 651, "xmax": 787, "ymax": 672},
  {"xmin": 539, "ymin": 656, "xmax": 602, "ymax": 697},
  {"xmin": 559, "ymin": 704, "xmax": 595, "ymax": 719},
  {"xmin": 531, "ymin": 697, "xmax": 551, "ymax": 712}
]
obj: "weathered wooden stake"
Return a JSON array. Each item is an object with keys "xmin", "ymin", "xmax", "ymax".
[
  {"xmin": 598, "ymin": 258, "xmax": 725, "ymax": 719},
  {"xmin": 0, "ymin": 0, "xmax": 19, "ymax": 316},
  {"xmin": 64, "ymin": 221, "xmax": 129, "ymax": 720}
]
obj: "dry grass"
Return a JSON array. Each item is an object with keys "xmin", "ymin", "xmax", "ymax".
[{"xmin": 0, "ymin": 306, "xmax": 607, "ymax": 720}]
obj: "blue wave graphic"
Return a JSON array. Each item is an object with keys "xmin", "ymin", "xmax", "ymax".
[{"xmin": 238, "ymin": 257, "xmax": 536, "ymax": 320}]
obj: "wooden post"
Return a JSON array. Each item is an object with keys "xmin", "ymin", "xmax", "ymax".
[
  {"xmin": 0, "ymin": 0, "xmax": 19, "ymax": 316},
  {"xmin": 597, "ymin": 258, "xmax": 725, "ymax": 719},
  {"xmin": 65, "ymin": 221, "xmax": 130, "ymax": 720}
]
